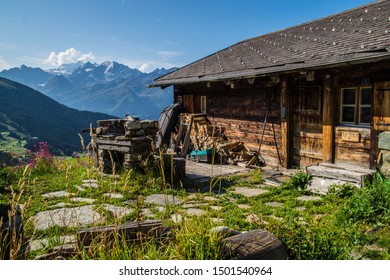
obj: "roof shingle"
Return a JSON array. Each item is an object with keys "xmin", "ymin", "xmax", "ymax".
[{"xmin": 154, "ymin": 0, "xmax": 390, "ymax": 86}]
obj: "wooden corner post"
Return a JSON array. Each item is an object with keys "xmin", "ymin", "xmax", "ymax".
[
  {"xmin": 280, "ymin": 80, "xmax": 291, "ymax": 168},
  {"xmin": 322, "ymin": 77, "xmax": 334, "ymax": 163}
]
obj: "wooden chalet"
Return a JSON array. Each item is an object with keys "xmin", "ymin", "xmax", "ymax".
[{"xmin": 151, "ymin": 0, "xmax": 390, "ymax": 170}]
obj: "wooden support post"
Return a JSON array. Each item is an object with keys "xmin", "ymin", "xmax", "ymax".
[
  {"xmin": 322, "ymin": 77, "xmax": 334, "ymax": 163},
  {"xmin": 280, "ymin": 80, "xmax": 291, "ymax": 168},
  {"xmin": 181, "ymin": 115, "xmax": 194, "ymax": 156}
]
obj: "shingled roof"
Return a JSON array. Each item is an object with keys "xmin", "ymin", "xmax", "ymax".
[{"xmin": 153, "ymin": 0, "xmax": 390, "ymax": 87}]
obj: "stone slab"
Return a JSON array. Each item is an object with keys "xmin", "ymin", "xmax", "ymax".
[
  {"xmin": 102, "ymin": 204, "xmax": 132, "ymax": 219},
  {"xmin": 49, "ymin": 203, "xmax": 72, "ymax": 209},
  {"xmin": 203, "ymin": 196, "xmax": 218, "ymax": 202},
  {"xmin": 185, "ymin": 208, "xmax": 207, "ymax": 216},
  {"xmin": 182, "ymin": 203, "xmax": 208, "ymax": 208},
  {"xmin": 103, "ymin": 193, "xmax": 124, "ymax": 199},
  {"xmin": 82, "ymin": 182, "xmax": 98, "ymax": 188},
  {"xmin": 232, "ymin": 187, "xmax": 269, "ymax": 198},
  {"xmin": 145, "ymin": 194, "xmax": 183, "ymax": 206},
  {"xmin": 70, "ymin": 197, "xmax": 96, "ymax": 204},
  {"xmin": 29, "ymin": 235, "xmax": 76, "ymax": 251},
  {"xmin": 264, "ymin": 202, "xmax": 284, "ymax": 207},
  {"xmin": 34, "ymin": 205, "xmax": 103, "ymax": 230},
  {"xmin": 42, "ymin": 191, "xmax": 73, "ymax": 198},
  {"xmin": 82, "ymin": 179, "xmax": 98, "ymax": 183},
  {"xmin": 209, "ymin": 206, "xmax": 222, "ymax": 211},
  {"xmin": 237, "ymin": 204, "xmax": 251, "ymax": 210},
  {"xmin": 297, "ymin": 195, "xmax": 322, "ymax": 202},
  {"xmin": 379, "ymin": 132, "xmax": 390, "ymax": 150},
  {"xmin": 171, "ymin": 213, "xmax": 182, "ymax": 223}
]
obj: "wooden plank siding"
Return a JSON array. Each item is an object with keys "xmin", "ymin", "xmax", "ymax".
[
  {"xmin": 175, "ymin": 81, "xmax": 283, "ymax": 167},
  {"xmin": 291, "ymin": 82, "xmax": 324, "ymax": 167},
  {"xmin": 335, "ymin": 126, "xmax": 371, "ymax": 168}
]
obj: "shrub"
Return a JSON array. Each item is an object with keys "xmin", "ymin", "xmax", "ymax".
[
  {"xmin": 266, "ymin": 218, "xmax": 354, "ymax": 260},
  {"xmin": 288, "ymin": 170, "xmax": 312, "ymax": 191},
  {"xmin": 0, "ymin": 165, "xmax": 16, "ymax": 192},
  {"xmin": 338, "ymin": 172, "xmax": 390, "ymax": 225},
  {"xmin": 27, "ymin": 142, "xmax": 56, "ymax": 174},
  {"xmin": 328, "ymin": 184, "xmax": 357, "ymax": 199}
]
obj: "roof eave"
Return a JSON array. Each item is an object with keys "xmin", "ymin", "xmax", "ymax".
[{"xmin": 149, "ymin": 52, "xmax": 390, "ymax": 88}]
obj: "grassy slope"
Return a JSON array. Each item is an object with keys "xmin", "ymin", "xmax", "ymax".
[
  {"xmin": 0, "ymin": 77, "xmax": 116, "ymax": 155},
  {"xmin": 1, "ymin": 158, "xmax": 389, "ymax": 260}
]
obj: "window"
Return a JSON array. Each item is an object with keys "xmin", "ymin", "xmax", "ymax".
[
  {"xmin": 200, "ymin": 96, "xmax": 206, "ymax": 113},
  {"xmin": 341, "ymin": 87, "xmax": 372, "ymax": 125}
]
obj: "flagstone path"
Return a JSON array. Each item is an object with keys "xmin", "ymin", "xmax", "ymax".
[{"xmin": 30, "ymin": 165, "xmax": 325, "ymax": 255}]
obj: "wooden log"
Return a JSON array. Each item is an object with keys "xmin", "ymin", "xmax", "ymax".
[
  {"xmin": 223, "ymin": 229, "xmax": 287, "ymax": 260},
  {"xmin": 77, "ymin": 220, "xmax": 164, "ymax": 247}
]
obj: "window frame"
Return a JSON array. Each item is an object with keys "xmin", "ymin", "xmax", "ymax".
[{"xmin": 340, "ymin": 86, "xmax": 372, "ymax": 126}]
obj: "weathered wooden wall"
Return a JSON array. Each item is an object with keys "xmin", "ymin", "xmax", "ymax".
[
  {"xmin": 176, "ymin": 81, "xmax": 282, "ymax": 167},
  {"xmin": 335, "ymin": 126, "xmax": 371, "ymax": 167},
  {"xmin": 291, "ymin": 82, "xmax": 324, "ymax": 167}
]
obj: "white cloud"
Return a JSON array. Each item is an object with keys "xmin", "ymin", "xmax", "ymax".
[
  {"xmin": 45, "ymin": 48, "xmax": 95, "ymax": 67},
  {"xmin": 0, "ymin": 57, "xmax": 11, "ymax": 71}
]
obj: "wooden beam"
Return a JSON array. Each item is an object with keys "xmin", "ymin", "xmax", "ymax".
[
  {"xmin": 322, "ymin": 78, "xmax": 334, "ymax": 163},
  {"xmin": 280, "ymin": 80, "xmax": 291, "ymax": 168}
]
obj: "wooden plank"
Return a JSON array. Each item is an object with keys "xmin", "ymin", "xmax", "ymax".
[
  {"xmin": 280, "ymin": 80, "xmax": 290, "ymax": 168},
  {"xmin": 341, "ymin": 131, "xmax": 360, "ymax": 142},
  {"xmin": 77, "ymin": 220, "xmax": 163, "ymax": 247},
  {"xmin": 180, "ymin": 115, "xmax": 194, "ymax": 156},
  {"xmin": 374, "ymin": 81, "xmax": 390, "ymax": 131}
]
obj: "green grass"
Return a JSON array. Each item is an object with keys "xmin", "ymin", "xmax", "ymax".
[{"xmin": 0, "ymin": 156, "xmax": 389, "ymax": 260}]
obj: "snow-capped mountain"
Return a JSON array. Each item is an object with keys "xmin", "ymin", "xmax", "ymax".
[
  {"xmin": 0, "ymin": 65, "xmax": 54, "ymax": 90},
  {"xmin": 68, "ymin": 61, "xmax": 143, "ymax": 87},
  {"xmin": 0, "ymin": 61, "xmax": 177, "ymax": 120},
  {"xmin": 48, "ymin": 62, "xmax": 83, "ymax": 77}
]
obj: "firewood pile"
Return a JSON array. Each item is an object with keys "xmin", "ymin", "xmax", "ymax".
[{"xmin": 172, "ymin": 113, "xmax": 263, "ymax": 166}]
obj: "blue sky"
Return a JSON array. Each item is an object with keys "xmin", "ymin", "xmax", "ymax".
[{"xmin": 0, "ymin": 0, "xmax": 373, "ymax": 72}]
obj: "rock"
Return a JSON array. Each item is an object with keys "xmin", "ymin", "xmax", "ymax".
[
  {"xmin": 49, "ymin": 202, "xmax": 72, "ymax": 209},
  {"xmin": 171, "ymin": 213, "xmax": 182, "ymax": 223},
  {"xmin": 264, "ymin": 202, "xmax": 283, "ymax": 207},
  {"xmin": 145, "ymin": 194, "xmax": 183, "ymax": 206},
  {"xmin": 378, "ymin": 132, "xmax": 390, "ymax": 150},
  {"xmin": 379, "ymin": 150, "xmax": 390, "ymax": 178},
  {"xmin": 232, "ymin": 187, "xmax": 269, "ymax": 198},
  {"xmin": 124, "ymin": 121, "xmax": 142, "ymax": 131},
  {"xmin": 102, "ymin": 204, "xmax": 132, "ymax": 219},
  {"xmin": 185, "ymin": 208, "xmax": 207, "ymax": 216},
  {"xmin": 222, "ymin": 229, "xmax": 288, "ymax": 260},
  {"xmin": 33, "ymin": 205, "xmax": 103, "ymax": 230},
  {"xmin": 203, "ymin": 196, "xmax": 218, "ymax": 202},
  {"xmin": 70, "ymin": 197, "xmax": 96, "ymax": 204},
  {"xmin": 237, "ymin": 204, "xmax": 251, "ymax": 209},
  {"xmin": 82, "ymin": 182, "xmax": 98, "ymax": 188},
  {"xmin": 210, "ymin": 226, "xmax": 241, "ymax": 238},
  {"xmin": 297, "ymin": 196, "xmax": 322, "ymax": 202},
  {"xmin": 29, "ymin": 235, "xmax": 76, "ymax": 251},
  {"xmin": 103, "ymin": 193, "xmax": 124, "ymax": 199},
  {"xmin": 42, "ymin": 191, "xmax": 73, "ymax": 198}
]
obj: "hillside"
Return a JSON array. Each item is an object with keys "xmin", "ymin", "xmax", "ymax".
[{"xmin": 0, "ymin": 77, "xmax": 116, "ymax": 155}]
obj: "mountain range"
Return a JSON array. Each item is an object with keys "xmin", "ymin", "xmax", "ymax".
[
  {"xmin": 0, "ymin": 62, "xmax": 175, "ymax": 119},
  {"xmin": 0, "ymin": 77, "xmax": 115, "ymax": 155}
]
